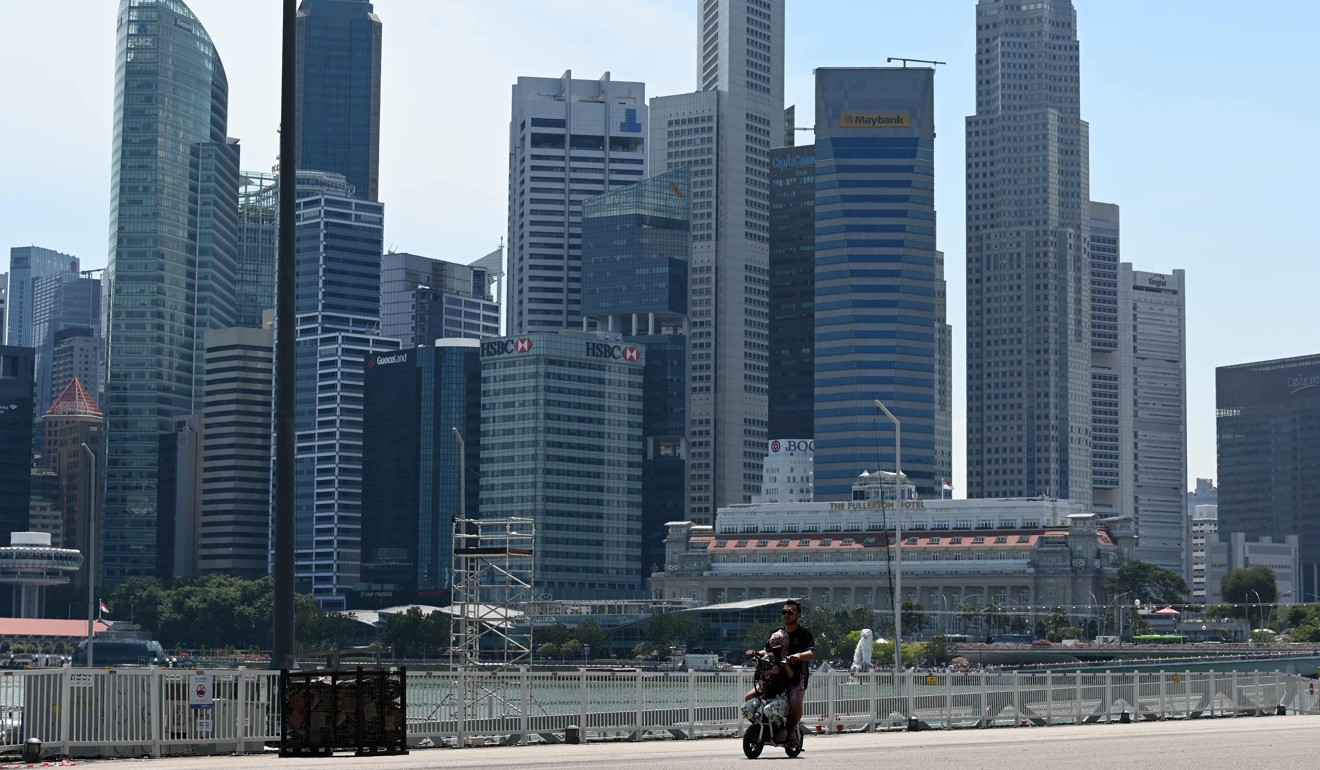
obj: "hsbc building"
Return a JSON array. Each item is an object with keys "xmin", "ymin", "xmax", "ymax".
[{"xmin": 480, "ymin": 332, "xmax": 647, "ymax": 600}]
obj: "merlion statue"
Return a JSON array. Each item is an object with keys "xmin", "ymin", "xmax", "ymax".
[{"xmin": 851, "ymin": 628, "xmax": 875, "ymax": 673}]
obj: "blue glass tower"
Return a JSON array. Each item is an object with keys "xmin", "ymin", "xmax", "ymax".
[
  {"xmin": 105, "ymin": 0, "xmax": 239, "ymax": 582},
  {"xmin": 812, "ymin": 68, "xmax": 949, "ymax": 500},
  {"xmin": 6, "ymin": 247, "xmax": 77, "ymax": 348},
  {"xmin": 768, "ymin": 146, "xmax": 817, "ymax": 440},
  {"xmin": 582, "ymin": 169, "xmax": 690, "ymax": 582},
  {"xmin": 292, "ymin": 172, "xmax": 398, "ymax": 608},
  {"xmin": 359, "ymin": 341, "xmax": 482, "ymax": 608},
  {"xmin": 296, "ymin": 0, "xmax": 382, "ymax": 202}
]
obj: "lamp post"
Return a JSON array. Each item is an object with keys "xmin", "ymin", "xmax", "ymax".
[
  {"xmin": 873, "ymin": 399, "xmax": 902, "ymax": 676},
  {"xmin": 1247, "ymin": 589, "xmax": 1263, "ymax": 646},
  {"xmin": 80, "ymin": 443, "xmax": 96, "ymax": 668},
  {"xmin": 1108, "ymin": 592, "xmax": 1131, "ymax": 642},
  {"xmin": 1088, "ymin": 591, "xmax": 1098, "ymax": 639}
]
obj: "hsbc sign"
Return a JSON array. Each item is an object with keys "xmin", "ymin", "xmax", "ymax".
[
  {"xmin": 481, "ymin": 337, "xmax": 534, "ymax": 356},
  {"xmin": 585, "ymin": 342, "xmax": 641, "ymax": 362}
]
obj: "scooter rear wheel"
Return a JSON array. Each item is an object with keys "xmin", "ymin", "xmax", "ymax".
[
  {"xmin": 784, "ymin": 727, "xmax": 803, "ymax": 757},
  {"xmin": 742, "ymin": 723, "xmax": 765, "ymax": 758}
]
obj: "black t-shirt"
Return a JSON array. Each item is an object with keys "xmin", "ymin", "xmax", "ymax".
[{"xmin": 781, "ymin": 625, "xmax": 814, "ymax": 683}]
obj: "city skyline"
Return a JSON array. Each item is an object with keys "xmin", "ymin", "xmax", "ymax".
[{"xmin": 3, "ymin": 1, "xmax": 1318, "ymax": 494}]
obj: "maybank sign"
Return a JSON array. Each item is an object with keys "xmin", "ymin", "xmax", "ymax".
[{"xmin": 840, "ymin": 113, "xmax": 910, "ymax": 128}]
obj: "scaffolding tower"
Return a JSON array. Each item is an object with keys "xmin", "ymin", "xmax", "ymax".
[{"xmin": 449, "ymin": 516, "xmax": 535, "ymax": 729}]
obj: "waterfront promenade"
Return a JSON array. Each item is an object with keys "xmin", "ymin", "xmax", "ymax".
[{"xmin": 71, "ymin": 715, "xmax": 1320, "ymax": 769}]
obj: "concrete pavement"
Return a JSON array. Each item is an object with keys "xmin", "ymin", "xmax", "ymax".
[{"xmin": 55, "ymin": 715, "xmax": 1320, "ymax": 769}]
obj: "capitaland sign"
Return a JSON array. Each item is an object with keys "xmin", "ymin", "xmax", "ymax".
[
  {"xmin": 1288, "ymin": 373, "xmax": 1320, "ymax": 395},
  {"xmin": 481, "ymin": 337, "xmax": 534, "ymax": 356},
  {"xmin": 585, "ymin": 342, "xmax": 641, "ymax": 362},
  {"xmin": 368, "ymin": 353, "xmax": 408, "ymax": 368},
  {"xmin": 772, "ymin": 153, "xmax": 815, "ymax": 171},
  {"xmin": 840, "ymin": 113, "xmax": 910, "ymax": 128},
  {"xmin": 829, "ymin": 499, "xmax": 926, "ymax": 510}
]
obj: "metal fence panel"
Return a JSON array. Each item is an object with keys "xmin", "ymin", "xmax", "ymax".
[{"xmin": 0, "ymin": 666, "xmax": 1316, "ymax": 757}]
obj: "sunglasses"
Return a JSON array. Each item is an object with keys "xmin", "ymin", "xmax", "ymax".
[{"xmin": 781, "ymin": 610, "xmax": 798, "ymax": 616}]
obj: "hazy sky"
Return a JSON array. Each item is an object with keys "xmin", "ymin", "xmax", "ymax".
[{"xmin": 2, "ymin": 1, "xmax": 1317, "ymax": 494}]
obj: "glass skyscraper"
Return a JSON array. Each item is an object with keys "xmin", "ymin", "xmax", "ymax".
[
  {"xmin": 966, "ymin": 0, "xmax": 1091, "ymax": 504},
  {"xmin": 291, "ymin": 173, "xmax": 398, "ymax": 608},
  {"xmin": 812, "ymin": 67, "xmax": 950, "ymax": 499},
  {"xmin": 649, "ymin": 0, "xmax": 785, "ymax": 522},
  {"xmin": 582, "ymin": 168, "xmax": 691, "ymax": 583},
  {"xmin": 32, "ymin": 272, "xmax": 100, "ymax": 425},
  {"xmin": 105, "ymin": 0, "xmax": 239, "ymax": 582},
  {"xmin": 379, "ymin": 250, "xmax": 501, "ymax": 347},
  {"xmin": 768, "ymin": 145, "xmax": 816, "ymax": 441},
  {"xmin": 296, "ymin": 0, "xmax": 382, "ymax": 202},
  {"xmin": 6, "ymin": 247, "xmax": 77, "ymax": 348},
  {"xmin": 480, "ymin": 332, "xmax": 645, "ymax": 600},
  {"xmin": 506, "ymin": 72, "xmax": 648, "ymax": 335},
  {"xmin": 1217, "ymin": 355, "xmax": 1320, "ymax": 601},
  {"xmin": 359, "ymin": 341, "xmax": 482, "ymax": 608}
]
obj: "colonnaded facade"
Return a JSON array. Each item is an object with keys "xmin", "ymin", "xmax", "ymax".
[{"xmin": 652, "ymin": 473, "xmax": 1136, "ymax": 619}]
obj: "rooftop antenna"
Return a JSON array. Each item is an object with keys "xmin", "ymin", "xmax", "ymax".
[{"xmin": 887, "ymin": 57, "xmax": 947, "ymax": 68}]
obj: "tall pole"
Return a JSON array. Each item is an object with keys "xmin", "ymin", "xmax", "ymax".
[
  {"xmin": 271, "ymin": 0, "xmax": 298, "ymax": 669},
  {"xmin": 81, "ymin": 443, "xmax": 96, "ymax": 668},
  {"xmin": 874, "ymin": 400, "xmax": 901, "ymax": 674}
]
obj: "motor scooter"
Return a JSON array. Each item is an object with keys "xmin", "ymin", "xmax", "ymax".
[{"xmin": 741, "ymin": 694, "xmax": 803, "ymax": 758}]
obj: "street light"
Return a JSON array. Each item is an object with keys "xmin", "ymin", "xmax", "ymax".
[
  {"xmin": 1108, "ymin": 592, "xmax": 1131, "ymax": 642},
  {"xmin": 1088, "ymin": 591, "xmax": 1098, "ymax": 639},
  {"xmin": 873, "ymin": 399, "xmax": 902, "ymax": 676},
  {"xmin": 80, "ymin": 443, "xmax": 96, "ymax": 668},
  {"xmin": 1247, "ymin": 589, "xmax": 1263, "ymax": 646}
]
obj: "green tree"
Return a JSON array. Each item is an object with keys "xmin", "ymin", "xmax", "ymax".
[
  {"xmin": 1106, "ymin": 560, "xmax": 1189, "ymax": 605},
  {"xmin": 572, "ymin": 620, "xmax": 606, "ymax": 654},
  {"xmin": 1040, "ymin": 606, "xmax": 1083, "ymax": 643},
  {"xmin": 378, "ymin": 607, "xmax": 450, "ymax": 658},
  {"xmin": 1220, "ymin": 566, "xmax": 1279, "ymax": 605},
  {"xmin": 901, "ymin": 600, "xmax": 929, "ymax": 637},
  {"xmin": 923, "ymin": 633, "xmax": 953, "ymax": 664},
  {"xmin": 108, "ymin": 576, "xmax": 168, "ymax": 631},
  {"xmin": 644, "ymin": 612, "xmax": 710, "ymax": 651},
  {"xmin": 957, "ymin": 602, "xmax": 980, "ymax": 636}
]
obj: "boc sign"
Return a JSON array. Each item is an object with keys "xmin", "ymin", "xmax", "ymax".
[{"xmin": 769, "ymin": 439, "xmax": 814, "ymax": 454}]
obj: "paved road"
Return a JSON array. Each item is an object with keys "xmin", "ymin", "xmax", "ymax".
[{"xmin": 69, "ymin": 716, "xmax": 1319, "ymax": 769}]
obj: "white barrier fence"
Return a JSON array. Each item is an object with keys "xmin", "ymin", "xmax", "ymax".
[{"xmin": 1, "ymin": 667, "xmax": 1315, "ymax": 757}]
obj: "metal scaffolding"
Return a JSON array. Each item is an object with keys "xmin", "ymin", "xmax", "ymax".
[{"xmin": 449, "ymin": 516, "xmax": 535, "ymax": 727}]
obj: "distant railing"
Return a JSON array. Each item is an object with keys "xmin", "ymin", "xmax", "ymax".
[{"xmin": 0, "ymin": 667, "xmax": 1314, "ymax": 757}]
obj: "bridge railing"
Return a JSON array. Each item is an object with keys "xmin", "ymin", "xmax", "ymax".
[{"xmin": 0, "ymin": 667, "xmax": 1314, "ymax": 756}]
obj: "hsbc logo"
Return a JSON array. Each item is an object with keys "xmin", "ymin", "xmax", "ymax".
[
  {"xmin": 585, "ymin": 342, "xmax": 641, "ymax": 362},
  {"xmin": 481, "ymin": 337, "xmax": 534, "ymax": 357}
]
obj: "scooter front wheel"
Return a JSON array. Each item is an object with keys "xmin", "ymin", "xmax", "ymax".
[{"xmin": 742, "ymin": 723, "xmax": 765, "ymax": 758}]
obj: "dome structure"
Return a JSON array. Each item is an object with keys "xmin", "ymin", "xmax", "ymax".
[{"xmin": 0, "ymin": 531, "xmax": 84, "ymax": 618}]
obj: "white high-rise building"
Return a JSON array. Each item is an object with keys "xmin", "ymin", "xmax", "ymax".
[
  {"xmin": 1118, "ymin": 266, "xmax": 1187, "ymax": 572},
  {"xmin": 650, "ymin": 0, "xmax": 784, "ymax": 522},
  {"xmin": 506, "ymin": 72, "xmax": 647, "ymax": 335}
]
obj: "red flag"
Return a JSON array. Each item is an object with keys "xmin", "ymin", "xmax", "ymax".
[{"xmin": 99, "ymin": 599, "xmax": 110, "ymax": 615}]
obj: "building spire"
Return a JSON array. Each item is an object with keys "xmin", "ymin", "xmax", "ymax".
[{"xmin": 45, "ymin": 377, "xmax": 102, "ymax": 419}]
